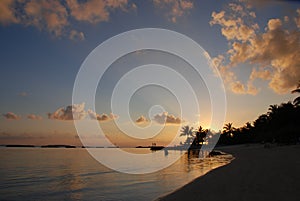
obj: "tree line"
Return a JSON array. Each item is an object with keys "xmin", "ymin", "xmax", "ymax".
[{"xmin": 181, "ymin": 83, "xmax": 300, "ymax": 147}]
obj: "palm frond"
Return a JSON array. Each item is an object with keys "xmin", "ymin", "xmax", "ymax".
[
  {"xmin": 292, "ymin": 89, "xmax": 300, "ymax": 94},
  {"xmin": 293, "ymin": 96, "xmax": 300, "ymax": 105}
]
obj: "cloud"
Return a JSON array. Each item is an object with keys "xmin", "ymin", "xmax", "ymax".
[
  {"xmin": 153, "ymin": 112, "xmax": 183, "ymax": 125},
  {"xmin": 210, "ymin": 3, "xmax": 258, "ymax": 42},
  {"xmin": 249, "ymin": 68, "xmax": 272, "ymax": 81},
  {"xmin": 48, "ymin": 103, "xmax": 86, "ymax": 120},
  {"xmin": 66, "ymin": 0, "xmax": 108, "ymax": 23},
  {"xmin": 210, "ymin": 1, "xmax": 300, "ymax": 95},
  {"xmin": 47, "ymin": 103, "xmax": 118, "ymax": 122},
  {"xmin": 66, "ymin": 0, "xmax": 135, "ymax": 24},
  {"xmin": 3, "ymin": 112, "xmax": 21, "ymax": 120},
  {"xmin": 27, "ymin": 114, "xmax": 42, "ymax": 120},
  {"xmin": 203, "ymin": 51, "xmax": 211, "ymax": 60},
  {"xmin": 209, "ymin": 53, "xmax": 246, "ymax": 95},
  {"xmin": 153, "ymin": 0, "xmax": 193, "ymax": 23},
  {"xmin": 69, "ymin": 30, "xmax": 85, "ymax": 41},
  {"xmin": 230, "ymin": 81, "xmax": 246, "ymax": 94},
  {"xmin": 135, "ymin": 115, "xmax": 148, "ymax": 124},
  {"xmin": 246, "ymin": 82, "xmax": 260, "ymax": 95},
  {"xmin": 24, "ymin": 0, "xmax": 68, "ymax": 37},
  {"xmin": 0, "ymin": 0, "xmax": 134, "ymax": 39},
  {"xmin": 87, "ymin": 109, "xmax": 118, "ymax": 122},
  {"xmin": 229, "ymin": 81, "xmax": 259, "ymax": 95},
  {"xmin": 0, "ymin": 0, "xmax": 18, "ymax": 24}
]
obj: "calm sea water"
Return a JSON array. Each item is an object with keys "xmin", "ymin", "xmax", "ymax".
[{"xmin": 0, "ymin": 148, "xmax": 233, "ymax": 201}]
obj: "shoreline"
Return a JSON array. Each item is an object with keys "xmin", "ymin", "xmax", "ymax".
[{"xmin": 156, "ymin": 144, "xmax": 300, "ymax": 201}]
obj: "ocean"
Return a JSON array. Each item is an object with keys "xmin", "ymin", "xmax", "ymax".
[{"xmin": 0, "ymin": 148, "xmax": 233, "ymax": 201}]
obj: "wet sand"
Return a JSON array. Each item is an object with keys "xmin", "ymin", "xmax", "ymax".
[{"xmin": 157, "ymin": 144, "xmax": 300, "ymax": 201}]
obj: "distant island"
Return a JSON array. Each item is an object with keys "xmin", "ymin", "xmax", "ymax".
[
  {"xmin": 41, "ymin": 145, "xmax": 77, "ymax": 148},
  {"xmin": 136, "ymin": 146, "xmax": 151, "ymax": 148},
  {"xmin": 5, "ymin": 144, "xmax": 35, "ymax": 148}
]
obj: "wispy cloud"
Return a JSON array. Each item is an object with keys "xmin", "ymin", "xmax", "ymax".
[
  {"xmin": 2, "ymin": 112, "xmax": 21, "ymax": 120},
  {"xmin": 153, "ymin": 0, "xmax": 193, "ymax": 23},
  {"xmin": 153, "ymin": 112, "xmax": 183, "ymax": 125},
  {"xmin": 210, "ymin": 0, "xmax": 300, "ymax": 95}
]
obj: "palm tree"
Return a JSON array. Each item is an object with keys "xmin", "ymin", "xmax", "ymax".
[
  {"xmin": 195, "ymin": 126, "xmax": 208, "ymax": 145},
  {"xmin": 245, "ymin": 122, "xmax": 252, "ymax": 130},
  {"xmin": 268, "ymin": 104, "xmax": 278, "ymax": 115},
  {"xmin": 292, "ymin": 81, "xmax": 300, "ymax": 106},
  {"xmin": 254, "ymin": 114, "xmax": 269, "ymax": 128},
  {"xmin": 240, "ymin": 122, "xmax": 252, "ymax": 133},
  {"xmin": 223, "ymin": 122, "xmax": 235, "ymax": 137},
  {"xmin": 180, "ymin": 125, "xmax": 194, "ymax": 143},
  {"xmin": 267, "ymin": 104, "xmax": 279, "ymax": 124}
]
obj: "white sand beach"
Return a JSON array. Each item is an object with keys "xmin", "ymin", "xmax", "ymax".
[{"xmin": 157, "ymin": 144, "xmax": 300, "ymax": 201}]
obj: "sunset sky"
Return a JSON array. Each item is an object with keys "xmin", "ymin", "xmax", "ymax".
[{"xmin": 0, "ymin": 0, "xmax": 299, "ymax": 146}]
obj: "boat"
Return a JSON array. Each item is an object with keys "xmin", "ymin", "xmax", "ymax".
[{"xmin": 150, "ymin": 143, "xmax": 164, "ymax": 151}]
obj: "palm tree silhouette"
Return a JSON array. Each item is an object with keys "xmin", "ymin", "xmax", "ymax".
[
  {"xmin": 292, "ymin": 81, "xmax": 300, "ymax": 106},
  {"xmin": 245, "ymin": 122, "xmax": 252, "ymax": 129},
  {"xmin": 223, "ymin": 122, "xmax": 235, "ymax": 137},
  {"xmin": 180, "ymin": 125, "xmax": 194, "ymax": 144},
  {"xmin": 267, "ymin": 104, "xmax": 279, "ymax": 121},
  {"xmin": 268, "ymin": 104, "xmax": 278, "ymax": 114},
  {"xmin": 240, "ymin": 122, "xmax": 252, "ymax": 133},
  {"xmin": 195, "ymin": 126, "xmax": 208, "ymax": 145}
]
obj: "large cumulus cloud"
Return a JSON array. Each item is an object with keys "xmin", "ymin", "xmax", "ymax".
[
  {"xmin": 210, "ymin": 0, "xmax": 300, "ymax": 95},
  {"xmin": 48, "ymin": 103, "xmax": 118, "ymax": 122},
  {"xmin": 48, "ymin": 103, "xmax": 86, "ymax": 120}
]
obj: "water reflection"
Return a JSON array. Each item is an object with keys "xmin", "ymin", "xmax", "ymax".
[
  {"xmin": 0, "ymin": 148, "xmax": 233, "ymax": 201},
  {"xmin": 164, "ymin": 149, "xmax": 169, "ymax": 156},
  {"xmin": 55, "ymin": 166, "xmax": 85, "ymax": 200},
  {"xmin": 42, "ymin": 149, "xmax": 89, "ymax": 200}
]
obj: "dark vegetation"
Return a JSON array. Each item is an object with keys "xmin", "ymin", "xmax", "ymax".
[
  {"xmin": 218, "ymin": 83, "xmax": 300, "ymax": 145},
  {"xmin": 182, "ymin": 83, "xmax": 300, "ymax": 147}
]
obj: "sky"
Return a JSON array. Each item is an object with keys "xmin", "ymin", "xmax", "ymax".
[{"xmin": 0, "ymin": 0, "xmax": 299, "ymax": 146}]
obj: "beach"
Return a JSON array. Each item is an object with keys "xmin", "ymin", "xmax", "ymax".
[{"xmin": 157, "ymin": 144, "xmax": 300, "ymax": 201}]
